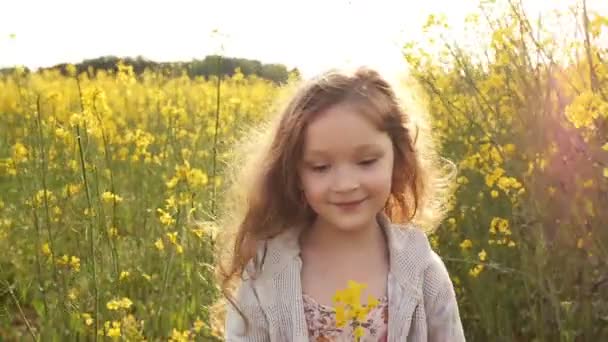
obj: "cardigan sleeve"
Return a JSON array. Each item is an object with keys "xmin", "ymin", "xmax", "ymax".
[
  {"xmin": 225, "ymin": 274, "xmax": 270, "ymax": 342},
  {"xmin": 424, "ymin": 251, "xmax": 466, "ymax": 342}
]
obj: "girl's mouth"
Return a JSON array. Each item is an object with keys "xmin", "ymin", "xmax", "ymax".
[{"xmin": 334, "ymin": 198, "xmax": 366, "ymax": 210}]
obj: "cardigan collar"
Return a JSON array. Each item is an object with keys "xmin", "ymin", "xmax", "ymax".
[{"xmin": 258, "ymin": 211, "xmax": 431, "ymax": 301}]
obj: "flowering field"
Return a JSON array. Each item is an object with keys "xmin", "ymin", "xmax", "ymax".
[
  {"xmin": 0, "ymin": 63, "xmax": 283, "ymax": 340},
  {"xmin": 1, "ymin": 1, "xmax": 607, "ymax": 341}
]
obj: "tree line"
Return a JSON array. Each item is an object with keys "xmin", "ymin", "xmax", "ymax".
[{"xmin": 0, "ymin": 55, "xmax": 300, "ymax": 84}]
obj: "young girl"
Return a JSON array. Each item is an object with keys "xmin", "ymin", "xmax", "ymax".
[{"xmin": 217, "ymin": 66, "xmax": 465, "ymax": 341}]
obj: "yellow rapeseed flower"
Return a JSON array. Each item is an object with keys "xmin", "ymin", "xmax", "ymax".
[
  {"xmin": 108, "ymin": 226, "xmax": 118, "ymax": 238},
  {"xmin": 101, "ymin": 191, "xmax": 123, "ymax": 203},
  {"xmin": 469, "ymin": 264, "xmax": 484, "ymax": 277},
  {"xmin": 459, "ymin": 239, "xmax": 473, "ymax": 250},
  {"xmin": 193, "ymin": 318, "xmax": 205, "ymax": 332},
  {"xmin": 490, "ymin": 217, "xmax": 510, "ymax": 235},
  {"xmin": 166, "ymin": 231, "xmax": 178, "ymax": 244},
  {"xmin": 106, "ymin": 297, "xmax": 133, "ymax": 311},
  {"xmin": 119, "ymin": 270, "xmax": 130, "ymax": 280},
  {"xmin": 478, "ymin": 249, "xmax": 487, "ymax": 261},
  {"xmin": 485, "ymin": 167, "xmax": 505, "ymax": 187},
  {"xmin": 68, "ymin": 288, "xmax": 78, "ymax": 300},
  {"xmin": 169, "ymin": 329, "xmax": 191, "ymax": 342},
  {"xmin": 354, "ymin": 326, "xmax": 365, "ymax": 340},
  {"xmin": 11, "ymin": 142, "xmax": 29, "ymax": 163},
  {"xmin": 106, "ymin": 321, "xmax": 121, "ymax": 338},
  {"xmin": 157, "ymin": 208, "xmax": 175, "ymax": 226},
  {"xmin": 503, "ymin": 143, "xmax": 516, "ymax": 155},
  {"xmin": 191, "ymin": 228, "xmax": 206, "ymax": 239},
  {"xmin": 332, "ymin": 280, "xmax": 378, "ymax": 338},
  {"xmin": 335, "ymin": 305, "xmax": 346, "ymax": 327},
  {"xmin": 70, "ymin": 256, "xmax": 80, "ymax": 272},
  {"xmin": 41, "ymin": 243, "xmax": 51, "ymax": 256},
  {"xmin": 154, "ymin": 238, "xmax": 164, "ymax": 251},
  {"xmin": 82, "ymin": 313, "xmax": 93, "ymax": 326}
]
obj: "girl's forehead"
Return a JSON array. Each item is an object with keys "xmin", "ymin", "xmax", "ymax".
[{"xmin": 301, "ymin": 108, "xmax": 390, "ymax": 158}]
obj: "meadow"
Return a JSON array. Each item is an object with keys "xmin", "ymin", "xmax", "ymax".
[{"xmin": 1, "ymin": 1, "xmax": 607, "ymax": 341}]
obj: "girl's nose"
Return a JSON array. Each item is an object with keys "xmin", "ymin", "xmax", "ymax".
[{"xmin": 330, "ymin": 166, "xmax": 360, "ymax": 192}]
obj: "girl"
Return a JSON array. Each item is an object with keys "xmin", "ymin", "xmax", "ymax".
[{"xmin": 217, "ymin": 66, "xmax": 465, "ymax": 341}]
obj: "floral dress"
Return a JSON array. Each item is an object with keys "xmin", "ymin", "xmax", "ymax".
[{"xmin": 303, "ymin": 293, "xmax": 389, "ymax": 342}]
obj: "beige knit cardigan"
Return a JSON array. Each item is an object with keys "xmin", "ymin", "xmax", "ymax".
[{"xmin": 225, "ymin": 213, "xmax": 466, "ymax": 341}]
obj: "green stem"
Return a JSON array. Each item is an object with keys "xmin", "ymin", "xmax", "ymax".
[
  {"xmin": 75, "ymin": 75, "xmax": 99, "ymax": 342},
  {"xmin": 211, "ymin": 55, "xmax": 222, "ymax": 216},
  {"xmin": 4, "ymin": 280, "xmax": 39, "ymax": 342}
]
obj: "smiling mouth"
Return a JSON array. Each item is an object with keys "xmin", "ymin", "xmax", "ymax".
[{"xmin": 334, "ymin": 198, "xmax": 366, "ymax": 206}]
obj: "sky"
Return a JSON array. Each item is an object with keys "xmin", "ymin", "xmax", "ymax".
[{"xmin": 0, "ymin": 0, "xmax": 607, "ymax": 78}]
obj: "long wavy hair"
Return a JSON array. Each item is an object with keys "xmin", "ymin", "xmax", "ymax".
[{"xmin": 214, "ymin": 65, "xmax": 455, "ymax": 333}]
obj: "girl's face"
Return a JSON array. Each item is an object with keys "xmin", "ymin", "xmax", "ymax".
[{"xmin": 298, "ymin": 102, "xmax": 394, "ymax": 233}]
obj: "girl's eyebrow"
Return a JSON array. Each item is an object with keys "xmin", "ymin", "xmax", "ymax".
[{"xmin": 305, "ymin": 143, "xmax": 381, "ymax": 157}]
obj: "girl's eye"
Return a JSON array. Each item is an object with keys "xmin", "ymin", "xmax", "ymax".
[
  {"xmin": 311, "ymin": 165, "xmax": 329, "ymax": 172},
  {"xmin": 359, "ymin": 158, "xmax": 377, "ymax": 166}
]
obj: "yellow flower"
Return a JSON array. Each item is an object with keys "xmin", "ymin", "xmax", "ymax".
[
  {"xmin": 333, "ymin": 280, "xmax": 378, "ymax": 332},
  {"xmin": 459, "ymin": 239, "xmax": 473, "ymax": 250},
  {"xmin": 490, "ymin": 190, "xmax": 499, "ymax": 198},
  {"xmin": 335, "ymin": 305, "xmax": 346, "ymax": 327},
  {"xmin": 106, "ymin": 297, "xmax": 133, "ymax": 311},
  {"xmin": 166, "ymin": 231, "xmax": 178, "ymax": 244},
  {"xmin": 106, "ymin": 321, "xmax": 121, "ymax": 338},
  {"xmin": 367, "ymin": 295, "xmax": 379, "ymax": 309},
  {"xmin": 565, "ymin": 90, "xmax": 607, "ymax": 128},
  {"xmin": 478, "ymin": 249, "xmax": 487, "ymax": 261},
  {"xmin": 469, "ymin": 264, "xmax": 484, "ymax": 277},
  {"xmin": 484, "ymin": 167, "xmax": 505, "ymax": 187},
  {"xmin": 82, "ymin": 313, "xmax": 93, "ymax": 326},
  {"xmin": 70, "ymin": 256, "xmax": 81, "ymax": 272},
  {"xmin": 456, "ymin": 176, "xmax": 469, "ymax": 185},
  {"xmin": 191, "ymin": 228, "xmax": 206, "ymax": 239},
  {"xmin": 169, "ymin": 329, "xmax": 191, "ymax": 342},
  {"xmin": 108, "ymin": 226, "xmax": 118, "ymax": 238},
  {"xmin": 354, "ymin": 326, "xmax": 365, "ymax": 340},
  {"xmin": 101, "ymin": 191, "xmax": 123, "ymax": 203},
  {"xmin": 165, "ymin": 195, "xmax": 177, "ymax": 210},
  {"xmin": 193, "ymin": 318, "xmax": 205, "ymax": 333},
  {"xmin": 68, "ymin": 288, "xmax": 78, "ymax": 300},
  {"xmin": 187, "ymin": 168, "xmax": 208, "ymax": 188},
  {"xmin": 57, "ymin": 254, "xmax": 69, "ymax": 266},
  {"xmin": 155, "ymin": 238, "xmax": 165, "ymax": 251},
  {"xmin": 69, "ymin": 112, "xmax": 85, "ymax": 127},
  {"xmin": 119, "ymin": 270, "xmax": 130, "ymax": 280},
  {"xmin": 41, "ymin": 243, "xmax": 51, "ymax": 256},
  {"xmin": 490, "ymin": 217, "xmax": 510, "ymax": 235},
  {"xmin": 11, "ymin": 142, "xmax": 29, "ymax": 163},
  {"xmin": 157, "ymin": 208, "xmax": 175, "ymax": 226},
  {"xmin": 33, "ymin": 189, "xmax": 56, "ymax": 207},
  {"xmin": 503, "ymin": 143, "xmax": 516, "ymax": 154}
]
